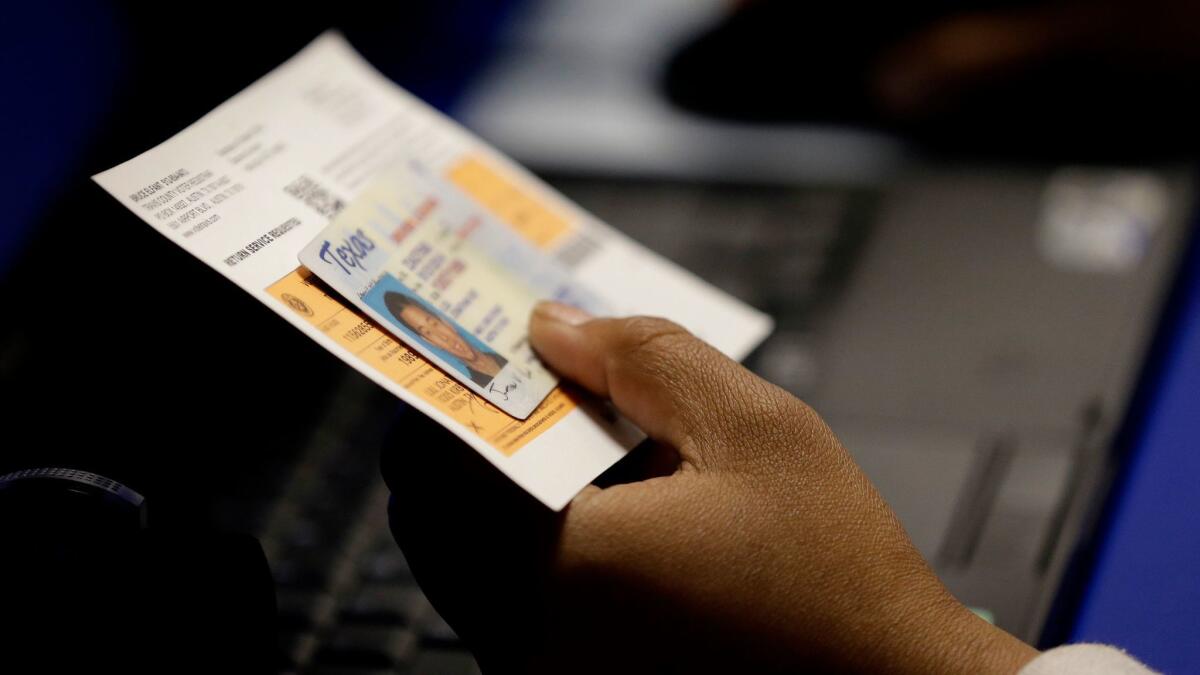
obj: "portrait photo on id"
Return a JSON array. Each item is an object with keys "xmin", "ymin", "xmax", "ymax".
[{"xmin": 365, "ymin": 274, "xmax": 509, "ymax": 388}]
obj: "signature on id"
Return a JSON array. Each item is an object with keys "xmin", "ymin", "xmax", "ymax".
[{"xmin": 489, "ymin": 381, "xmax": 518, "ymax": 401}]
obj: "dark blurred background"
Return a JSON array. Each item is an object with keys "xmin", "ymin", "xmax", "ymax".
[
  {"xmin": 0, "ymin": 3, "xmax": 517, "ymax": 672},
  {"xmin": 0, "ymin": 0, "xmax": 518, "ymax": 510},
  {"xmin": 2, "ymin": 0, "xmax": 1199, "ymax": 672}
]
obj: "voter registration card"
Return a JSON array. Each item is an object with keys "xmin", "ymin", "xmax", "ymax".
[{"xmin": 91, "ymin": 32, "xmax": 772, "ymax": 509}]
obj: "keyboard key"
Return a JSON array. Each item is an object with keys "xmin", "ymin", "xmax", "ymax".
[
  {"xmin": 407, "ymin": 649, "xmax": 481, "ymax": 675},
  {"xmin": 313, "ymin": 625, "xmax": 417, "ymax": 668},
  {"xmin": 359, "ymin": 546, "xmax": 413, "ymax": 583},
  {"xmin": 340, "ymin": 582, "xmax": 429, "ymax": 626},
  {"xmin": 304, "ymin": 662, "xmax": 393, "ymax": 667},
  {"xmin": 270, "ymin": 550, "xmax": 340, "ymax": 589},
  {"xmin": 277, "ymin": 629, "xmax": 318, "ymax": 669},
  {"xmin": 275, "ymin": 589, "xmax": 336, "ymax": 630},
  {"xmin": 417, "ymin": 610, "xmax": 460, "ymax": 648}
]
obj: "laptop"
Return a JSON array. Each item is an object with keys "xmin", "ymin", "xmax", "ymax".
[{"xmin": 449, "ymin": 0, "xmax": 1195, "ymax": 642}]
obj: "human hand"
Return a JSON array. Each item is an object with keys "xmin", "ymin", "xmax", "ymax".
[{"xmin": 383, "ymin": 302, "xmax": 1038, "ymax": 673}]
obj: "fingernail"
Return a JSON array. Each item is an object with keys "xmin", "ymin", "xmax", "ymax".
[{"xmin": 533, "ymin": 301, "xmax": 592, "ymax": 327}]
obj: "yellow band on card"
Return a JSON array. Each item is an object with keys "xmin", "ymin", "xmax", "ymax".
[
  {"xmin": 267, "ymin": 267, "xmax": 576, "ymax": 456},
  {"xmin": 447, "ymin": 156, "xmax": 573, "ymax": 249}
]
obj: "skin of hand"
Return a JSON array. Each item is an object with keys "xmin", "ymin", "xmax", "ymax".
[{"xmin": 382, "ymin": 301, "xmax": 1039, "ymax": 674}]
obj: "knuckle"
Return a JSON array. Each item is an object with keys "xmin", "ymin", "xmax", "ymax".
[
  {"xmin": 708, "ymin": 376, "xmax": 829, "ymax": 462},
  {"xmin": 612, "ymin": 316, "xmax": 698, "ymax": 367},
  {"xmin": 617, "ymin": 315, "xmax": 688, "ymax": 347},
  {"xmin": 601, "ymin": 315, "xmax": 839, "ymax": 473}
]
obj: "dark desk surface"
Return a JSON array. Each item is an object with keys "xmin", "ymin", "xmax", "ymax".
[{"xmin": 1070, "ymin": 218, "xmax": 1200, "ymax": 672}]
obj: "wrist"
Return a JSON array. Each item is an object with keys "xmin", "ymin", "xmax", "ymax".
[{"xmin": 886, "ymin": 591, "xmax": 1039, "ymax": 675}]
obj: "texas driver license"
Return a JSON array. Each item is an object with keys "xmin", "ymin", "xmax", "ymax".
[{"xmin": 299, "ymin": 161, "xmax": 609, "ymax": 419}]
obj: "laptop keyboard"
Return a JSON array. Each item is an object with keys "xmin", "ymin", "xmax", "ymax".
[
  {"xmin": 243, "ymin": 374, "xmax": 481, "ymax": 675},
  {"xmin": 244, "ymin": 178, "xmax": 868, "ymax": 673},
  {"xmin": 549, "ymin": 177, "xmax": 874, "ymax": 397}
]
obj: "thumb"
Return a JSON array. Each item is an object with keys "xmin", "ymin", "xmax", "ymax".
[{"xmin": 529, "ymin": 301, "xmax": 787, "ymax": 468}]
